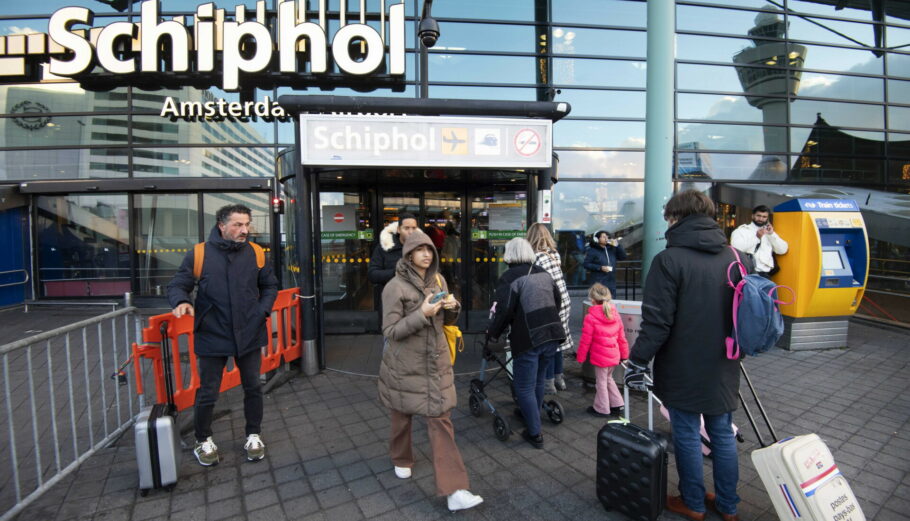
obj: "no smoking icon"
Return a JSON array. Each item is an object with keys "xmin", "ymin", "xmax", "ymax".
[{"xmin": 514, "ymin": 128, "xmax": 541, "ymax": 156}]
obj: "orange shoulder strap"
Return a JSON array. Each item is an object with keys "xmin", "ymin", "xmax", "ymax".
[
  {"xmin": 193, "ymin": 242, "xmax": 205, "ymax": 280},
  {"xmin": 193, "ymin": 241, "xmax": 264, "ymax": 280}
]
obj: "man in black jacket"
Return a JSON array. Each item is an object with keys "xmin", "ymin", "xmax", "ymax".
[
  {"xmin": 624, "ymin": 190, "xmax": 749, "ymax": 521},
  {"xmin": 368, "ymin": 212, "xmax": 419, "ymax": 290},
  {"xmin": 167, "ymin": 204, "xmax": 278, "ymax": 467}
]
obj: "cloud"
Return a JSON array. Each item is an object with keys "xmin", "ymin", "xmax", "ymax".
[{"xmin": 6, "ymin": 26, "xmax": 43, "ymax": 36}]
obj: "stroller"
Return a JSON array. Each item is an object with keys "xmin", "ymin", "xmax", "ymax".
[{"xmin": 468, "ymin": 333, "xmax": 565, "ymax": 442}]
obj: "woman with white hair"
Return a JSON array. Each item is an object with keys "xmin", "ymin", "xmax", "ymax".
[
  {"xmin": 526, "ymin": 223, "xmax": 573, "ymax": 393},
  {"xmin": 487, "ymin": 238, "xmax": 566, "ymax": 449}
]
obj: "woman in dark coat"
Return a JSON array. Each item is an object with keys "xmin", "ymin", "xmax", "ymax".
[
  {"xmin": 583, "ymin": 230, "xmax": 627, "ymax": 296},
  {"xmin": 625, "ymin": 190, "xmax": 752, "ymax": 521},
  {"xmin": 487, "ymin": 238, "xmax": 565, "ymax": 449}
]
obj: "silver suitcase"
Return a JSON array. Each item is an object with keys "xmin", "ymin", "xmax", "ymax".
[{"xmin": 135, "ymin": 321, "xmax": 181, "ymax": 496}]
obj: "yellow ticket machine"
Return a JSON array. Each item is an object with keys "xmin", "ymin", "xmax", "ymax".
[{"xmin": 772, "ymin": 199, "xmax": 868, "ymax": 350}]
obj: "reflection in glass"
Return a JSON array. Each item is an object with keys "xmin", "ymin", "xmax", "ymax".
[
  {"xmin": 887, "ymin": 79, "xmax": 910, "ymax": 104},
  {"xmin": 554, "ymin": 58, "xmax": 647, "ymax": 87},
  {"xmin": 678, "ymin": 93, "xmax": 769, "ymax": 123},
  {"xmin": 37, "ymin": 194, "xmax": 130, "ymax": 297},
  {"xmin": 555, "ymin": 120, "xmax": 645, "ymax": 148},
  {"xmin": 791, "ymin": 123, "xmax": 884, "ymax": 156},
  {"xmin": 797, "ymin": 72, "xmax": 883, "ymax": 102},
  {"xmin": 787, "ymin": 16, "xmax": 877, "ymax": 48},
  {"xmin": 131, "ymin": 147, "xmax": 275, "ymax": 178},
  {"xmin": 551, "ymin": 181, "xmax": 642, "ymax": 294},
  {"xmin": 800, "ymin": 43, "xmax": 882, "ymax": 74},
  {"xmin": 2, "ymin": 114, "xmax": 128, "ymax": 148},
  {"xmin": 675, "ymin": 152, "xmax": 781, "ymax": 181},
  {"xmin": 429, "ymin": 55, "xmax": 536, "ymax": 84},
  {"xmin": 557, "ymin": 89, "xmax": 645, "ymax": 119},
  {"xmin": 435, "ymin": 0, "xmax": 534, "ymax": 21},
  {"xmin": 135, "ymin": 194, "xmax": 198, "ymax": 296},
  {"xmin": 886, "ymin": 52, "xmax": 910, "ymax": 79},
  {"xmin": 439, "ymin": 22, "xmax": 535, "ymax": 53},
  {"xmin": 788, "ymin": 0, "xmax": 884, "ymax": 22},
  {"xmin": 469, "ymin": 191, "xmax": 526, "ymax": 310},
  {"xmin": 551, "ymin": 27, "xmax": 646, "ymax": 58},
  {"xmin": 888, "ymin": 106, "xmax": 910, "ymax": 131},
  {"xmin": 678, "ymin": 123, "xmax": 787, "ymax": 153},
  {"xmin": 556, "ymin": 150, "xmax": 644, "ymax": 179},
  {"xmin": 791, "ymin": 99, "xmax": 884, "ymax": 130},
  {"xmin": 424, "ymin": 192, "xmax": 462, "ymax": 303},
  {"xmin": 677, "ymin": 5, "xmax": 779, "ymax": 37},
  {"xmin": 552, "ymin": 0, "xmax": 645, "ymax": 28},
  {"xmin": 0, "ymin": 149, "xmax": 129, "ymax": 181},
  {"xmin": 678, "ymin": 64, "xmax": 753, "ymax": 93},
  {"xmin": 320, "ymin": 192, "xmax": 372, "ymax": 313},
  {"xmin": 678, "ymin": 34, "xmax": 758, "ymax": 63}
]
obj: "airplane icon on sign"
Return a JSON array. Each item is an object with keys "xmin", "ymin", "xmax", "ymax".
[{"xmin": 443, "ymin": 131, "xmax": 466, "ymax": 152}]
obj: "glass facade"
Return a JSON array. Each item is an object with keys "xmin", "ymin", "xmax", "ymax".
[{"xmin": 0, "ymin": 0, "xmax": 907, "ymax": 302}]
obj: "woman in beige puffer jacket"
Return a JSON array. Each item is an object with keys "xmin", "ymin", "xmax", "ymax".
[{"xmin": 377, "ymin": 230, "xmax": 483, "ymax": 512}]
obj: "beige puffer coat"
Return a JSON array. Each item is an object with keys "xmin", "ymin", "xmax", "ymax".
[{"xmin": 377, "ymin": 230, "xmax": 460, "ymax": 417}]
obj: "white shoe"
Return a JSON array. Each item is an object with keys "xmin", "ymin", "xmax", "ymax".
[
  {"xmin": 447, "ymin": 489, "xmax": 483, "ymax": 512},
  {"xmin": 193, "ymin": 437, "xmax": 219, "ymax": 466},
  {"xmin": 394, "ymin": 466, "xmax": 411, "ymax": 479},
  {"xmin": 244, "ymin": 434, "xmax": 266, "ymax": 462}
]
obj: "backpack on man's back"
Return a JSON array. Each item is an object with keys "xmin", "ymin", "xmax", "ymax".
[{"xmin": 725, "ymin": 246, "xmax": 793, "ymax": 358}]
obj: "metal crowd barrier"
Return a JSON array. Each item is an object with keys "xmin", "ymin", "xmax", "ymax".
[
  {"xmin": 0, "ymin": 307, "xmax": 143, "ymax": 521},
  {"xmin": 132, "ymin": 287, "xmax": 303, "ymax": 411}
]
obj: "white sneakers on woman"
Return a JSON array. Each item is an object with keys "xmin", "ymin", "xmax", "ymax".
[
  {"xmin": 447, "ymin": 489, "xmax": 484, "ymax": 511},
  {"xmin": 394, "ymin": 466, "xmax": 411, "ymax": 479}
]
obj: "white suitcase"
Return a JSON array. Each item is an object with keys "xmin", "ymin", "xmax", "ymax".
[{"xmin": 751, "ymin": 434, "xmax": 865, "ymax": 521}]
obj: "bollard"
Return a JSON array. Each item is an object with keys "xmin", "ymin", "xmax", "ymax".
[
  {"xmin": 124, "ymin": 292, "xmax": 133, "ymax": 308},
  {"xmin": 303, "ymin": 339, "xmax": 319, "ymax": 376}
]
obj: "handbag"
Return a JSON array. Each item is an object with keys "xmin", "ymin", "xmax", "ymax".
[{"xmin": 435, "ymin": 274, "xmax": 463, "ymax": 365}]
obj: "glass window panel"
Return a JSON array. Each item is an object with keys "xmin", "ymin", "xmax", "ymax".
[
  {"xmin": 552, "ymin": 27, "xmax": 646, "ymax": 58},
  {"xmin": 438, "ymin": 22, "xmax": 536, "ymax": 53},
  {"xmin": 797, "ymin": 72, "xmax": 883, "ymax": 102},
  {"xmin": 888, "ymin": 133, "xmax": 910, "ymax": 158},
  {"xmin": 555, "ymin": 120, "xmax": 645, "ymax": 148},
  {"xmin": 887, "ymin": 79, "xmax": 910, "ymax": 104},
  {"xmin": 557, "ymin": 89, "xmax": 645, "ymax": 119},
  {"xmin": 317, "ymin": 191, "xmax": 373, "ymax": 312},
  {"xmin": 435, "ymin": 0, "xmax": 534, "ymax": 21},
  {"xmin": 791, "ymin": 99, "xmax": 884, "ymax": 129},
  {"xmin": 131, "ymin": 114, "xmax": 272, "ymax": 145},
  {"xmin": 552, "ymin": 0, "xmax": 646, "ymax": 28},
  {"xmin": 788, "ymin": 15, "xmax": 878, "ymax": 48},
  {"xmin": 425, "ymin": 85, "xmax": 537, "ymax": 101},
  {"xmin": 789, "ymin": 154, "xmax": 884, "ymax": 184},
  {"xmin": 677, "ymin": 34, "xmax": 758, "ymax": 63},
  {"xmin": 678, "ymin": 5, "xmax": 783, "ymax": 38},
  {"xmin": 429, "ymin": 54, "xmax": 536, "ymax": 84},
  {"xmin": 0, "ymin": 115, "xmax": 128, "ymax": 147},
  {"xmin": 678, "ymin": 152, "xmax": 788, "ymax": 181},
  {"xmin": 799, "ymin": 43, "xmax": 883, "ymax": 74},
  {"xmin": 888, "ymin": 52, "xmax": 910, "ymax": 80},
  {"xmin": 36, "ymin": 194, "xmax": 130, "ymax": 297},
  {"xmin": 130, "ymin": 146, "xmax": 275, "ymax": 178},
  {"xmin": 551, "ymin": 180, "xmax": 643, "ymax": 290},
  {"xmin": 555, "ymin": 150, "xmax": 644, "ymax": 179},
  {"xmin": 788, "ymin": 0, "xmax": 883, "ymax": 22},
  {"xmin": 683, "ymin": 0, "xmax": 772, "ymax": 7},
  {"xmin": 554, "ymin": 58, "xmax": 647, "ymax": 88},
  {"xmin": 886, "ymin": 158, "xmax": 910, "ymax": 187},
  {"xmin": 678, "ymin": 122, "xmax": 787, "ymax": 153},
  {"xmin": 678, "ymin": 93, "xmax": 769, "ymax": 123},
  {"xmin": 888, "ymin": 106, "xmax": 910, "ymax": 131},
  {"xmin": 678, "ymin": 64, "xmax": 749, "ymax": 93},
  {"xmin": 2, "ymin": 84, "xmax": 127, "ymax": 115},
  {"xmin": 0, "ymin": 148, "xmax": 129, "ymax": 181},
  {"xmin": 134, "ymin": 193, "xmax": 198, "ymax": 296},
  {"xmin": 791, "ymin": 128, "xmax": 884, "ymax": 156}
]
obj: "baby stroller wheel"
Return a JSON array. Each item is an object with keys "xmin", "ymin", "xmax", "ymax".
[
  {"xmin": 492, "ymin": 412, "xmax": 511, "ymax": 441},
  {"xmin": 468, "ymin": 394, "xmax": 484, "ymax": 417},
  {"xmin": 544, "ymin": 399, "xmax": 564, "ymax": 425},
  {"xmin": 469, "ymin": 378, "xmax": 484, "ymax": 395}
]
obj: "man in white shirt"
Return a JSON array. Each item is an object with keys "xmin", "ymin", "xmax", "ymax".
[{"xmin": 730, "ymin": 205, "xmax": 788, "ymax": 279}]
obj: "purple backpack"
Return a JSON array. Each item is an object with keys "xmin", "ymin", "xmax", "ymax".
[{"xmin": 725, "ymin": 247, "xmax": 794, "ymax": 359}]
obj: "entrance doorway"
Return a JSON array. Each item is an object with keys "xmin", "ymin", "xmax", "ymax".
[{"xmin": 314, "ymin": 169, "xmax": 533, "ymax": 335}]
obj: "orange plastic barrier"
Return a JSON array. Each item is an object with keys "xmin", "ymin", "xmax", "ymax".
[{"xmin": 132, "ymin": 287, "xmax": 303, "ymax": 411}]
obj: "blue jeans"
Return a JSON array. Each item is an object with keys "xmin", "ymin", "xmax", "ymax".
[
  {"xmin": 667, "ymin": 406, "xmax": 740, "ymax": 515},
  {"xmin": 545, "ymin": 347, "xmax": 564, "ymax": 379},
  {"xmin": 512, "ymin": 340, "xmax": 558, "ymax": 436}
]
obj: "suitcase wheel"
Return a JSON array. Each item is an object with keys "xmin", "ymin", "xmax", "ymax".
[
  {"xmin": 544, "ymin": 399, "xmax": 564, "ymax": 425},
  {"xmin": 140, "ymin": 489, "xmax": 149, "ymax": 497},
  {"xmin": 492, "ymin": 413, "xmax": 511, "ymax": 442},
  {"xmin": 468, "ymin": 393, "xmax": 484, "ymax": 417}
]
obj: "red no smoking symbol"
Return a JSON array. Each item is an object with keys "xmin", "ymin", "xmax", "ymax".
[{"xmin": 514, "ymin": 128, "xmax": 541, "ymax": 156}]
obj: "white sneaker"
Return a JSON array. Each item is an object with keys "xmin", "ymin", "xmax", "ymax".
[
  {"xmin": 447, "ymin": 489, "xmax": 483, "ymax": 512},
  {"xmin": 193, "ymin": 437, "xmax": 219, "ymax": 466},
  {"xmin": 244, "ymin": 434, "xmax": 266, "ymax": 462},
  {"xmin": 394, "ymin": 466, "xmax": 411, "ymax": 479}
]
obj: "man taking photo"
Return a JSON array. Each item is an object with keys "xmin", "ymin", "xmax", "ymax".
[{"xmin": 731, "ymin": 205, "xmax": 788, "ymax": 279}]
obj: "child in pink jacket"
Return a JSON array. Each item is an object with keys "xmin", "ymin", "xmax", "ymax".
[{"xmin": 577, "ymin": 283, "xmax": 629, "ymax": 417}]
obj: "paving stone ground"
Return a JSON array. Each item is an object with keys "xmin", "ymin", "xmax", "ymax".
[{"xmin": 9, "ymin": 320, "xmax": 910, "ymax": 521}]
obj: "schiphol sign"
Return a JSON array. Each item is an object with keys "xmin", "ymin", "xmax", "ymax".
[
  {"xmin": 300, "ymin": 115, "xmax": 553, "ymax": 169},
  {"xmin": 33, "ymin": 0, "xmax": 405, "ymax": 91}
]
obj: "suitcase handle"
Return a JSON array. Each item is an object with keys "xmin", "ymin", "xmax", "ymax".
[
  {"xmin": 159, "ymin": 322, "xmax": 177, "ymax": 411},
  {"xmin": 737, "ymin": 362, "xmax": 778, "ymax": 447}
]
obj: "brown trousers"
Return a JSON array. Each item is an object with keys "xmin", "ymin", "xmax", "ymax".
[{"xmin": 389, "ymin": 409, "xmax": 469, "ymax": 496}]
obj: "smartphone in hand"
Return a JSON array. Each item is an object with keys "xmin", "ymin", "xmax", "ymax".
[{"xmin": 429, "ymin": 291, "xmax": 448, "ymax": 304}]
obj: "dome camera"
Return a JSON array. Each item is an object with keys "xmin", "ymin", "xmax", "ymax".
[{"xmin": 418, "ymin": 17, "xmax": 440, "ymax": 48}]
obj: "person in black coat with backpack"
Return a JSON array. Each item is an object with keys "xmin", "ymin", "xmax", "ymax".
[
  {"xmin": 583, "ymin": 230, "xmax": 627, "ymax": 296},
  {"xmin": 167, "ymin": 204, "xmax": 278, "ymax": 467},
  {"xmin": 624, "ymin": 190, "xmax": 751, "ymax": 521}
]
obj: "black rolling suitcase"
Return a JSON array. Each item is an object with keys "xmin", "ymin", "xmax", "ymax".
[
  {"xmin": 596, "ymin": 377, "xmax": 667, "ymax": 521},
  {"xmin": 135, "ymin": 321, "xmax": 181, "ymax": 496}
]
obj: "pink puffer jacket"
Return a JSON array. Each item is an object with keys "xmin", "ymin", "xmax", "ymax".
[{"xmin": 576, "ymin": 303, "xmax": 629, "ymax": 368}]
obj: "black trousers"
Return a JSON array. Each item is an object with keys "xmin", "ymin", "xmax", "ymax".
[{"xmin": 194, "ymin": 349, "xmax": 262, "ymax": 442}]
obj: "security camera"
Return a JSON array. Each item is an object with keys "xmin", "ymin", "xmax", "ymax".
[{"xmin": 418, "ymin": 17, "xmax": 440, "ymax": 48}]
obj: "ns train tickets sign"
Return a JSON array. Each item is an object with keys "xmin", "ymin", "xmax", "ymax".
[{"xmin": 0, "ymin": 0, "xmax": 405, "ymax": 91}]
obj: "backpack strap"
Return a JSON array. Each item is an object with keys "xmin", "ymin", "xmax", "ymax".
[
  {"xmin": 726, "ymin": 246, "xmax": 746, "ymax": 360},
  {"xmin": 193, "ymin": 243, "xmax": 205, "ymax": 280},
  {"xmin": 193, "ymin": 241, "xmax": 265, "ymax": 280}
]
